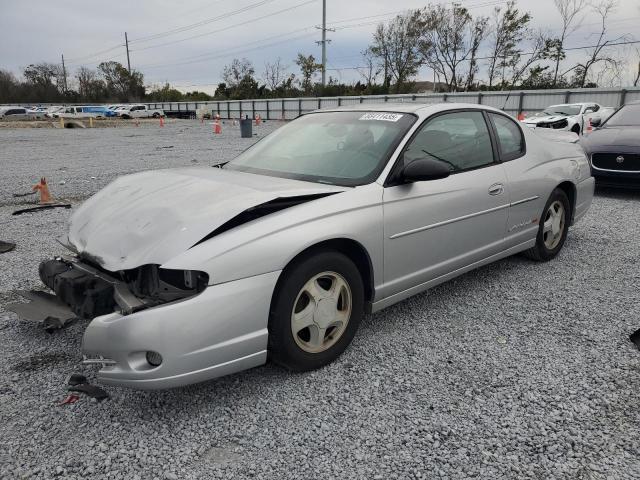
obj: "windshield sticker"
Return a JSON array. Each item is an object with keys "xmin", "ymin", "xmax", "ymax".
[{"xmin": 359, "ymin": 112, "xmax": 403, "ymax": 122}]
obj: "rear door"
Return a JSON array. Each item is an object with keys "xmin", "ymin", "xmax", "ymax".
[{"xmin": 381, "ymin": 110, "xmax": 509, "ymax": 298}]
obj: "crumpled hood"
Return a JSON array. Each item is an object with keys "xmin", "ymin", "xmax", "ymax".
[
  {"xmin": 524, "ymin": 114, "xmax": 573, "ymax": 125},
  {"xmin": 67, "ymin": 167, "xmax": 346, "ymax": 271}
]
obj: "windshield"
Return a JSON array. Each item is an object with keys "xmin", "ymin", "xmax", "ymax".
[
  {"xmin": 540, "ymin": 104, "xmax": 582, "ymax": 116},
  {"xmin": 225, "ymin": 111, "xmax": 416, "ymax": 186},
  {"xmin": 604, "ymin": 104, "xmax": 640, "ymax": 127}
]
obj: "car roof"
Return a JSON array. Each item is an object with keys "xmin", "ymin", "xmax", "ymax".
[{"xmin": 318, "ymin": 102, "xmax": 507, "ymax": 116}]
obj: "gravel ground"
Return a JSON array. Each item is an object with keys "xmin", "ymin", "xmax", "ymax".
[{"xmin": 1, "ymin": 121, "xmax": 639, "ymax": 479}]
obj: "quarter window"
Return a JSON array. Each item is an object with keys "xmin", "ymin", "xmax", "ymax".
[
  {"xmin": 403, "ymin": 111, "xmax": 495, "ymax": 172},
  {"xmin": 489, "ymin": 113, "xmax": 524, "ymax": 160}
]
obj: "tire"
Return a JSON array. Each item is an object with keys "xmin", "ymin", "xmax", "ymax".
[
  {"xmin": 524, "ymin": 188, "xmax": 571, "ymax": 261},
  {"xmin": 121, "ymin": 114, "xmax": 131, "ymax": 120},
  {"xmin": 268, "ymin": 250, "xmax": 364, "ymax": 371},
  {"xmin": 152, "ymin": 112, "xmax": 160, "ymax": 118},
  {"xmin": 571, "ymin": 124, "xmax": 581, "ymax": 135}
]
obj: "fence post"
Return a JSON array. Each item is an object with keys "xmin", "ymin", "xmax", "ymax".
[
  {"xmin": 338, "ymin": 97, "xmax": 342, "ymax": 106},
  {"xmin": 477, "ymin": 92, "xmax": 482, "ymax": 104},
  {"xmin": 298, "ymin": 98, "xmax": 302, "ymax": 117},
  {"xmin": 517, "ymin": 91, "xmax": 524, "ymax": 117},
  {"xmin": 620, "ymin": 88, "xmax": 627, "ymax": 107},
  {"xmin": 384, "ymin": 96, "xmax": 388, "ymax": 102},
  {"xmin": 239, "ymin": 102, "xmax": 243, "ymax": 119},
  {"xmin": 564, "ymin": 91, "xmax": 571, "ymax": 103},
  {"xmin": 227, "ymin": 102, "xmax": 230, "ymax": 119},
  {"xmin": 359, "ymin": 96, "xmax": 363, "ymax": 104},
  {"xmin": 282, "ymin": 99, "xmax": 285, "ymax": 119},
  {"xmin": 266, "ymin": 100, "xmax": 270, "ymax": 120},
  {"xmin": 318, "ymin": 98, "xmax": 321, "ymax": 109},
  {"xmin": 443, "ymin": 93, "xmax": 447, "ymax": 102},
  {"xmin": 251, "ymin": 100, "xmax": 255, "ymax": 120}
]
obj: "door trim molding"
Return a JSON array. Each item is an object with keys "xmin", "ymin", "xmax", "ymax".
[{"xmin": 389, "ymin": 203, "xmax": 510, "ymax": 239}]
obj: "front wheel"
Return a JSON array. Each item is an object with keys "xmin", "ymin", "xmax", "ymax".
[
  {"xmin": 152, "ymin": 112, "xmax": 160, "ymax": 118},
  {"xmin": 524, "ymin": 188, "xmax": 571, "ymax": 261},
  {"xmin": 268, "ymin": 251, "xmax": 364, "ymax": 371}
]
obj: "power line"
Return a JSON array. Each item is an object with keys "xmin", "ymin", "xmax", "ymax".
[
  {"xmin": 128, "ymin": 0, "xmax": 278, "ymax": 44},
  {"xmin": 131, "ymin": 0, "xmax": 318, "ymax": 53}
]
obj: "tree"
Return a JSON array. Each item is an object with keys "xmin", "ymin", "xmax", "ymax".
[
  {"xmin": 23, "ymin": 62, "xmax": 65, "ymax": 101},
  {"xmin": 420, "ymin": 4, "xmax": 489, "ymax": 92},
  {"xmin": 262, "ymin": 57, "xmax": 288, "ymax": 92},
  {"xmin": 370, "ymin": 11, "xmax": 423, "ymax": 93},
  {"xmin": 222, "ymin": 58, "xmax": 258, "ymax": 99},
  {"xmin": 357, "ymin": 47, "xmax": 383, "ymax": 90},
  {"xmin": 550, "ymin": 0, "xmax": 586, "ymax": 86},
  {"xmin": 98, "ymin": 61, "xmax": 144, "ymax": 101},
  {"xmin": 0, "ymin": 69, "xmax": 20, "ymax": 103},
  {"xmin": 295, "ymin": 53, "xmax": 321, "ymax": 94},
  {"xmin": 75, "ymin": 66, "xmax": 107, "ymax": 102},
  {"xmin": 486, "ymin": 1, "xmax": 532, "ymax": 88},
  {"xmin": 147, "ymin": 83, "xmax": 184, "ymax": 102},
  {"xmin": 569, "ymin": 0, "xmax": 621, "ymax": 87}
]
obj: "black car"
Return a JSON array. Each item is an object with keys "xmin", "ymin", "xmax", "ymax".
[{"xmin": 581, "ymin": 101, "xmax": 640, "ymax": 188}]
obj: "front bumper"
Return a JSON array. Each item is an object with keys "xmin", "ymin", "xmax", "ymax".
[{"xmin": 82, "ymin": 270, "xmax": 281, "ymax": 389}]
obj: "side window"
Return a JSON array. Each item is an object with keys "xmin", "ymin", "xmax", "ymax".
[
  {"xmin": 489, "ymin": 113, "xmax": 525, "ymax": 160},
  {"xmin": 5, "ymin": 109, "xmax": 18, "ymax": 115},
  {"xmin": 403, "ymin": 111, "xmax": 495, "ymax": 172}
]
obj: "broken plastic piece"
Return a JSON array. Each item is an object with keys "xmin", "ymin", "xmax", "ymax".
[
  {"xmin": 59, "ymin": 393, "xmax": 81, "ymax": 405},
  {"xmin": 6, "ymin": 290, "xmax": 76, "ymax": 331},
  {"xmin": 630, "ymin": 328, "xmax": 640, "ymax": 350},
  {"xmin": 68, "ymin": 383, "xmax": 109, "ymax": 401},
  {"xmin": 0, "ymin": 241, "xmax": 16, "ymax": 254},
  {"xmin": 12, "ymin": 204, "xmax": 72, "ymax": 215},
  {"xmin": 67, "ymin": 373, "xmax": 87, "ymax": 386}
]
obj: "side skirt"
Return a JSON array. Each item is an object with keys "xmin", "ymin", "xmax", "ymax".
[{"xmin": 371, "ymin": 239, "xmax": 535, "ymax": 313}]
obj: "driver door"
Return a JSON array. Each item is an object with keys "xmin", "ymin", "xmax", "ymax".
[{"xmin": 381, "ymin": 110, "xmax": 509, "ymax": 299}]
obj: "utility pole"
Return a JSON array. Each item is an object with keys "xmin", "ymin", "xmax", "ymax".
[
  {"xmin": 61, "ymin": 54, "xmax": 68, "ymax": 93},
  {"xmin": 125, "ymin": 32, "xmax": 131, "ymax": 73},
  {"xmin": 315, "ymin": 0, "xmax": 333, "ymax": 86}
]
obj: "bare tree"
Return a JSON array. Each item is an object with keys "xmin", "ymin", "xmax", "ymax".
[
  {"xmin": 570, "ymin": 0, "xmax": 622, "ymax": 87},
  {"xmin": 262, "ymin": 57, "xmax": 288, "ymax": 91},
  {"xmin": 420, "ymin": 4, "xmax": 488, "ymax": 92},
  {"xmin": 358, "ymin": 47, "xmax": 382, "ymax": 88},
  {"xmin": 550, "ymin": 0, "xmax": 586, "ymax": 86},
  {"xmin": 370, "ymin": 11, "xmax": 423, "ymax": 93}
]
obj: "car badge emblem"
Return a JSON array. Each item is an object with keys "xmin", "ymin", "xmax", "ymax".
[{"xmin": 616, "ymin": 155, "xmax": 625, "ymax": 164}]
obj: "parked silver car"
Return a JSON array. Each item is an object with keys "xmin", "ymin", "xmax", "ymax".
[{"xmin": 28, "ymin": 103, "xmax": 594, "ymax": 389}]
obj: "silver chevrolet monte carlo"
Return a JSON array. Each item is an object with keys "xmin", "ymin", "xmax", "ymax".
[{"xmin": 35, "ymin": 103, "xmax": 594, "ymax": 389}]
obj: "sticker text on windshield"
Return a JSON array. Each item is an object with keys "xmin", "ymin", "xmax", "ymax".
[{"xmin": 359, "ymin": 113, "xmax": 403, "ymax": 122}]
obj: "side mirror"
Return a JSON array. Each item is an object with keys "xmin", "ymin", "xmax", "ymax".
[
  {"xmin": 400, "ymin": 157, "xmax": 451, "ymax": 183},
  {"xmin": 590, "ymin": 117, "xmax": 601, "ymax": 127}
]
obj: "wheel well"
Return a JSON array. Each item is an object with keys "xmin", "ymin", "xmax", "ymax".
[
  {"xmin": 281, "ymin": 239, "xmax": 375, "ymax": 309},
  {"xmin": 556, "ymin": 181, "xmax": 576, "ymax": 223}
]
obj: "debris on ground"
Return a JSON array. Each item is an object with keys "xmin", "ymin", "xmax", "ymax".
[
  {"xmin": 0, "ymin": 241, "xmax": 16, "ymax": 253},
  {"xmin": 67, "ymin": 379, "xmax": 109, "ymax": 402},
  {"xmin": 12, "ymin": 191, "xmax": 36, "ymax": 197},
  {"xmin": 5, "ymin": 290, "xmax": 77, "ymax": 332},
  {"xmin": 67, "ymin": 373, "xmax": 87, "ymax": 386},
  {"xmin": 630, "ymin": 328, "xmax": 640, "ymax": 350},
  {"xmin": 59, "ymin": 394, "xmax": 80, "ymax": 406},
  {"xmin": 12, "ymin": 204, "xmax": 72, "ymax": 215}
]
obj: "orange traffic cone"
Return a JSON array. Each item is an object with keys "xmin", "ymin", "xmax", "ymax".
[
  {"xmin": 255, "ymin": 114, "xmax": 261, "ymax": 126},
  {"xmin": 159, "ymin": 116, "xmax": 164, "ymax": 127},
  {"xmin": 214, "ymin": 121, "xmax": 222, "ymax": 134},
  {"xmin": 517, "ymin": 112, "xmax": 525, "ymax": 121},
  {"xmin": 32, "ymin": 177, "xmax": 53, "ymax": 204},
  {"xmin": 585, "ymin": 118, "xmax": 592, "ymax": 134}
]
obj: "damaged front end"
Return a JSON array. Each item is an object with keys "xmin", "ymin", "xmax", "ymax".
[{"xmin": 38, "ymin": 255, "xmax": 209, "ymax": 321}]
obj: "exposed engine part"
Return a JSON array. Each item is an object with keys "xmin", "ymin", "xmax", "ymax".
[{"xmin": 38, "ymin": 256, "xmax": 209, "ymax": 319}]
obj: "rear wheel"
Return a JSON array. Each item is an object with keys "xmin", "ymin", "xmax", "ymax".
[
  {"xmin": 268, "ymin": 251, "xmax": 364, "ymax": 371},
  {"xmin": 524, "ymin": 188, "xmax": 570, "ymax": 261},
  {"xmin": 152, "ymin": 112, "xmax": 160, "ymax": 118}
]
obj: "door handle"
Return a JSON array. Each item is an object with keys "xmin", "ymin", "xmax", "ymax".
[{"xmin": 488, "ymin": 183, "xmax": 504, "ymax": 196}]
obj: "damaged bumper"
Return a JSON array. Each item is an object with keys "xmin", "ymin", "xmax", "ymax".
[{"xmin": 81, "ymin": 270, "xmax": 280, "ymax": 389}]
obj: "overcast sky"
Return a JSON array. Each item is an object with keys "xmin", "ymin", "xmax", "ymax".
[{"xmin": 1, "ymin": 0, "xmax": 638, "ymax": 93}]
